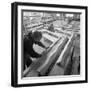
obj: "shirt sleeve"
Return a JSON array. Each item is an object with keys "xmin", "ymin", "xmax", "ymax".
[{"xmin": 30, "ymin": 49, "xmax": 42, "ymax": 58}]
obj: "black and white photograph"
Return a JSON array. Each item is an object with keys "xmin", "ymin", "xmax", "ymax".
[
  {"xmin": 22, "ymin": 11, "xmax": 80, "ymax": 77},
  {"xmin": 11, "ymin": 2, "xmax": 88, "ymax": 87}
]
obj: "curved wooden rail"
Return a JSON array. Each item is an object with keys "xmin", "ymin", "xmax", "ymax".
[
  {"xmin": 56, "ymin": 33, "xmax": 76, "ymax": 68},
  {"xmin": 37, "ymin": 37, "xmax": 68, "ymax": 76}
]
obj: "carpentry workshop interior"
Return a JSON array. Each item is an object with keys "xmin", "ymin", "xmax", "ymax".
[{"xmin": 22, "ymin": 11, "xmax": 80, "ymax": 77}]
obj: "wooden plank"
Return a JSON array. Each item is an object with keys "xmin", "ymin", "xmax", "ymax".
[
  {"xmin": 56, "ymin": 34, "xmax": 75, "ymax": 67},
  {"xmin": 37, "ymin": 37, "xmax": 68, "ymax": 76}
]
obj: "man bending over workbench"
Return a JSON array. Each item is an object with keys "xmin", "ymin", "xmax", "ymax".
[{"xmin": 23, "ymin": 31, "xmax": 48, "ymax": 70}]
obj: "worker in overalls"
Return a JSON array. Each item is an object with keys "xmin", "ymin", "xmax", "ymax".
[{"xmin": 48, "ymin": 23, "xmax": 55, "ymax": 32}]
